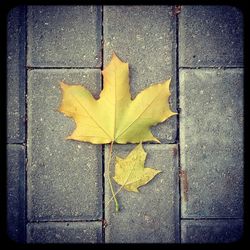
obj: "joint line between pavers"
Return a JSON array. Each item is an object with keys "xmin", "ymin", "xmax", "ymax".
[
  {"xmin": 6, "ymin": 142, "xmax": 26, "ymax": 146},
  {"xmin": 179, "ymin": 66, "xmax": 244, "ymax": 69},
  {"xmin": 25, "ymin": 66, "xmax": 102, "ymax": 70},
  {"xmin": 22, "ymin": 6, "xmax": 28, "ymax": 242},
  {"xmin": 24, "ymin": 5, "xmax": 28, "ymax": 243},
  {"xmin": 181, "ymin": 217, "xmax": 243, "ymax": 221},
  {"xmin": 100, "ymin": 5, "xmax": 105, "ymax": 244},
  {"xmin": 175, "ymin": 10, "xmax": 182, "ymax": 244},
  {"xmin": 28, "ymin": 219, "xmax": 103, "ymax": 223}
]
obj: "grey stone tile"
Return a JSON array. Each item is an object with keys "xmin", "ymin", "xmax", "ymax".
[
  {"xmin": 103, "ymin": 6, "xmax": 177, "ymax": 143},
  {"xmin": 105, "ymin": 144, "xmax": 179, "ymax": 243},
  {"xmin": 27, "ymin": 69, "xmax": 103, "ymax": 221},
  {"xmin": 7, "ymin": 6, "xmax": 26, "ymax": 143},
  {"xmin": 27, "ymin": 6, "xmax": 102, "ymax": 67},
  {"xmin": 179, "ymin": 6, "xmax": 243, "ymax": 67},
  {"xmin": 181, "ymin": 219, "xmax": 243, "ymax": 243},
  {"xmin": 179, "ymin": 69, "xmax": 243, "ymax": 218},
  {"xmin": 27, "ymin": 222, "xmax": 102, "ymax": 243},
  {"xmin": 7, "ymin": 144, "xmax": 26, "ymax": 243}
]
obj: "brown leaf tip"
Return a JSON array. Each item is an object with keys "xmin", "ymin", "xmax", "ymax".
[{"xmin": 111, "ymin": 51, "xmax": 119, "ymax": 60}]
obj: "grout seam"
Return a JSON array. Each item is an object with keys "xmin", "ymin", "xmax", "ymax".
[
  {"xmin": 24, "ymin": 5, "xmax": 28, "ymax": 243},
  {"xmin": 175, "ymin": 10, "xmax": 182, "ymax": 244},
  {"xmin": 22, "ymin": 5, "xmax": 27, "ymax": 243},
  {"xmin": 181, "ymin": 217, "xmax": 243, "ymax": 220},
  {"xmin": 27, "ymin": 220, "xmax": 103, "ymax": 223},
  {"xmin": 100, "ymin": 5, "xmax": 105, "ymax": 244},
  {"xmin": 6, "ymin": 143, "xmax": 26, "ymax": 146},
  {"xmin": 179, "ymin": 66, "xmax": 244, "ymax": 69},
  {"xmin": 25, "ymin": 67, "xmax": 102, "ymax": 70}
]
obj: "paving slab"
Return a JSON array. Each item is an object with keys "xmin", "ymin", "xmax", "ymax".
[
  {"xmin": 181, "ymin": 219, "xmax": 243, "ymax": 243},
  {"xmin": 7, "ymin": 6, "xmax": 26, "ymax": 143},
  {"xmin": 7, "ymin": 144, "xmax": 26, "ymax": 243},
  {"xmin": 27, "ymin": 69, "xmax": 103, "ymax": 221},
  {"xmin": 27, "ymin": 6, "xmax": 102, "ymax": 67},
  {"xmin": 103, "ymin": 6, "xmax": 177, "ymax": 143},
  {"xmin": 179, "ymin": 69, "xmax": 243, "ymax": 218},
  {"xmin": 179, "ymin": 6, "xmax": 243, "ymax": 67},
  {"xmin": 105, "ymin": 144, "xmax": 179, "ymax": 243},
  {"xmin": 27, "ymin": 222, "xmax": 102, "ymax": 243}
]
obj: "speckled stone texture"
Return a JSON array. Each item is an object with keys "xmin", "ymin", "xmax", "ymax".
[
  {"xmin": 7, "ymin": 5, "xmax": 244, "ymax": 244},
  {"xmin": 27, "ymin": 69, "xmax": 103, "ymax": 221},
  {"xmin": 103, "ymin": 6, "xmax": 177, "ymax": 143},
  {"xmin": 27, "ymin": 222, "xmax": 102, "ymax": 243},
  {"xmin": 7, "ymin": 6, "xmax": 26, "ymax": 143},
  {"xmin": 27, "ymin": 6, "xmax": 102, "ymax": 67},
  {"xmin": 179, "ymin": 69, "xmax": 243, "ymax": 218},
  {"xmin": 179, "ymin": 6, "xmax": 243, "ymax": 67},
  {"xmin": 181, "ymin": 219, "xmax": 243, "ymax": 243},
  {"xmin": 7, "ymin": 145, "xmax": 26, "ymax": 242},
  {"xmin": 105, "ymin": 144, "xmax": 179, "ymax": 243}
]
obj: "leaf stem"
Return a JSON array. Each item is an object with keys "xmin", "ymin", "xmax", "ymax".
[
  {"xmin": 105, "ymin": 173, "xmax": 130, "ymax": 209},
  {"xmin": 107, "ymin": 141, "xmax": 119, "ymax": 212},
  {"xmin": 105, "ymin": 147, "xmax": 137, "ymax": 209}
]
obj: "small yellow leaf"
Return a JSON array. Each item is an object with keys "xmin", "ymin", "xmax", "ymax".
[
  {"xmin": 113, "ymin": 143, "xmax": 161, "ymax": 192},
  {"xmin": 58, "ymin": 53, "xmax": 177, "ymax": 144}
]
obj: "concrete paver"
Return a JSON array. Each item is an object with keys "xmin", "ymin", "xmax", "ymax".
[
  {"xmin": 179, "ymin": 6, "xmax": 243, "ymax": 67},
  {"xmin": 7, "ymin": 6, "xmax": 26, "ymax": 143},
  {"xmin": 181, "ymin": 219, "xmax": 243, "ymax": 243},
  {"xmin": 103, "ymin": 6, "xmax": 177, "ymax": 143},
  {"xmin": 27, "ymin": 6, "xmax": 102, "ymax": 67},
  {"xmin": 27, "ymin": 222, "xmax": 102, "ymax": 243},
  {"xmin": 179, "ymin": 69, "xmax": 243, "ymax": 218},
  {"xmin": 27, "ymin": 69, "xmax": 103, "ymax": 221},
  {"xmin": 105, "ymin": 144, "xmax": 179, "ymax": 243},
  {"xmin": 7, "ymin": 144, "xmax": 26, "ymax": 242}
]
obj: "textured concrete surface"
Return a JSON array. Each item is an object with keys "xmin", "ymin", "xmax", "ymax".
[
  {"xmin": 7, "ymin": 5, "xmax": 244, "ymax": 244},
  {"xmin": 7, "ymin": 145, "xmax": 26, "ymax": 243},
  {"xmin": 103, "ymin": 6, "xmax": 177, "ymax": 143},
  {"xmin": 27, "ymin": 6, "xmax": 102, "ymax": 67},
  {"xmin": 179, "ymin": 6, "xmax": 243, "ymax": 67},
  {"xmin": 181, "ymin": 219, "xmax": 243, "ymax": 243},
  {"xmin": 27, "ymin": 69, "xmax": 103, "ymax": 221},
  {"xmin": 27, "ymin": 222, "xmax": 102, "ymax": 243},
  {"xmin": 7, "ymin": 6, "xmax": 26, "ymax": 143},
  {"xmin": 105, "ymin": 144, "xmax": 179, "ymax": 243},
  {"xmin": 179, "ymin": 69, "xmax": 243, "ymax": 218}
]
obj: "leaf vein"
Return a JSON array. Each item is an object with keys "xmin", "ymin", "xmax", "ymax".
[
  {"xmin": 116, "ymin": 88, "xmax": 163, "ymax": 140},
  {"xmin": 69, "ymin": 92, "xmax": 112, "ymax": 140}
]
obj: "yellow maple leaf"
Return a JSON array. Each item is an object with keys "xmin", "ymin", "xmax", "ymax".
[
  {"xmin": 58, "ymin": 53, "xmax": 176, "ymax": 144},
  {"xmin": 113, "ymin": 143, "xmax": 161, "ymax": 192}
]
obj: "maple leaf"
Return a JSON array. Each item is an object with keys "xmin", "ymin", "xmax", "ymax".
[
  {"xmin": 113, "ymin": 143, "xmax": 161, "ymax": 192},
  {"xmin": 58, "ymin": 53, "xmax": 176, "ymax": 144}
]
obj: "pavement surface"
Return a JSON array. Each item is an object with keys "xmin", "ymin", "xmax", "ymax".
[{"xmin": 7, "ymin": 5, "xmax": 243, "ymax": 243}]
